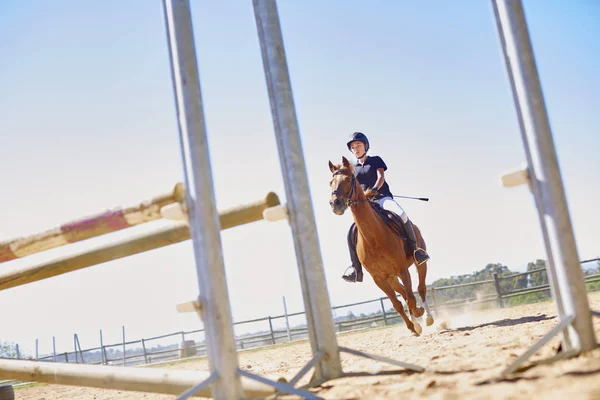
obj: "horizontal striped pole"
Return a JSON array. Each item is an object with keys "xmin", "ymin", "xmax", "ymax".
[
  {"xmin": 0, "ymin": 183, "xmax": 186, "ymax": 264},
  {"xmin": 0, "ymin": 192, "xmax": 280, "ymax": 292}
]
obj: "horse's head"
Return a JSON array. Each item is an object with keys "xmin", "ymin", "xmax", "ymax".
[{"xmin": 328, "ymin": 156, "xmax": 356, "ymax": 215}]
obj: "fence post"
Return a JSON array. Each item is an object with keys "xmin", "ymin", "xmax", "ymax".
[
  {"xmin": 282, "ymin": 296, "xmax": 292, "ymax": 342},
  {"xmin": 75, "ymin": 334, "xmax": 84, "ymax": 364},
  {"xmin": 53, "ymin": 336, "xmax": 57, "ymax": 362},
  {"xmin": 15, "ymin": 344, "xmax": 20, "ymax": 359},
  {"xmin": 35, "ymin": 339, "xmax": 39, "ymax": 360},
  {"xmin": 122, "ymin": 326, "xmax": 126, "ymax": 366},
  {"xmin": 64, "ymin": 352, "xmax": 69, "ymax": 363},
  {"xmin": 379, "ymin": 298, "xmax": 388, "ymax": 326},
  {"xmin": 493, "ymin": 272, "xmax": 505, "ymax": 308},
  {"xmin": 267, "ymin": 317, "xmax": 276, "ymax": 344},
  {"xmin": 73, "ymin": 334, "xmax": 79, "ymax": 363},
  {"xmin": 100, "ymin": 329, "xmax": 106, "ymax": 365},
  {"xmin": 141, "ymin": 339, "xmax": 149, "ymax": 364},
  {"xmin": 431, "ymin": 287, "xmax": 438, "ymax": 314}
]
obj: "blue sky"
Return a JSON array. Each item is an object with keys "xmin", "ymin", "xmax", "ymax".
[{"xmin": 0, "ymin": 1, "xmax": 598, "ymax": 356}]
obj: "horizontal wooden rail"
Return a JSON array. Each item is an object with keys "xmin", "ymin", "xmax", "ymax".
[
  {"xmin": 0, "ymin": 183, "xmax": 186, "ymax": 263},
  {"xmin": 0, "ymin": 358, "xmax": 274, "ymax": 398},
  {"xmin": 500, "ymin": 273, "xmax": 600, "ymax": 300},
  {"xmin": 433, "ymin": 279, "xmax": 495, "ymax": 291},
  {"xmin": 0, "ymin": 192, "xmax": 280, "ymax": 292}
]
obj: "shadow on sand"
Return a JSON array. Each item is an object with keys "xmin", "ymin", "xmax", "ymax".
[{"xmin": 439, "ymin": 314, "xmax": 556, "ymax": 334}]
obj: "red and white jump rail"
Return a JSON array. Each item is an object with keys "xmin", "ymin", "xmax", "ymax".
[
  {"xmin": 0, "ymin": 188, "xmax": 283, "ymax": 293},
  {"xmin": 0, "ymin": 183, "xmax": 186, "ymax": 264}
]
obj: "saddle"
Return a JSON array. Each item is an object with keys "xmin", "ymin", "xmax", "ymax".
[{"xmin": 349, "ymin": 200, "xmax": 410, "ymax": 254}]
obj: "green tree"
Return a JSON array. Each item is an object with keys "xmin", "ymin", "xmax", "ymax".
[
  {"xmin": 583, "ymin": 259, "xmax": 600, "ymax": 276},
  {"xmin": 0, "ymin": 340, "xmax": 19, "ymax": 358},
  {"xmin": 511, "ymin": 274, "xmax": 528, "ymax": 291},
  {"xmin": 430, "ymin": 263, "xmax": 517, "ymax": 305},
  {"xmin": 528, "ymin": 259, "xmax": 548, "ymax": 287}
]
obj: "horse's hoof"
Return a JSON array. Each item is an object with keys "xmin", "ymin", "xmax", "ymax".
[
  {"xmin": 426, "ymin": 316, "xmax": 434, "ymax": 326},
  {"xmin": 413, "ymin": 322, "xmax": 422, "ymax": 335}
]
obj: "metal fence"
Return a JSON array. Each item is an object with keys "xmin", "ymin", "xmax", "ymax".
[{"xmin": 8, "ymin": 257, "xmax": 600, "ymax": 370}]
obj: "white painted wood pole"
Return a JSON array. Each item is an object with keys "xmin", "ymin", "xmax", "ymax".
[
  {"xmin": 162, "ymin": 0, "xmax": 245, "ymax": 398},
  {"xmin": 491, "ymin": 0, "xmax": 596, "ymax": 352}
]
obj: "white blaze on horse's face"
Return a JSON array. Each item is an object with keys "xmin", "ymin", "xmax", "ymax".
[
  {"xmin": 328, "ymin": 158, "xmax": 355, "ymax": 215},
  {"xmin": 330, "ymin": 179, "xmax": 348, "ymax": 215},
  {"xmin": 328, "ymin": 161, "xmax": 353, "ymax": 215}
]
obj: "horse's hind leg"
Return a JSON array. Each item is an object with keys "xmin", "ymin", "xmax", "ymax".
[
  {"xmin": 387, "ymin": 276, "xmax": 407, "ymax": 300},
  {"xmin": 373, "ymin": 276, "xmax": 419, "ymax": 336},
  {"xmin": 416, "ymin": 261, "xmax": 434, "ymax": 326},
  {"xmin": 414, "ymin": 226, "xmax": 434, "ymax": 326}
]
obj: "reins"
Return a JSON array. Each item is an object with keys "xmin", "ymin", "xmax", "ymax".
[{"xmin": 331, "ymin": 169, "xmax": 370, "ymax": 207}]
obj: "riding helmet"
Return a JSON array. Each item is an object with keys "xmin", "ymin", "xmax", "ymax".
[{"xmin": 346, "ymin": 132, "xmax": 370, "ymax": 152}]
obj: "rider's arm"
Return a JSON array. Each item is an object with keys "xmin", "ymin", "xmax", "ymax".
[{"xmin": 372, "ymin": 168, "xmax": 386, "ymax": 191}]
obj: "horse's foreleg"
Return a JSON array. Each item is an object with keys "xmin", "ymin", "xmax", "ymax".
[
  {"xmin": 372, "ymin": 276, "xmax": 418, "ymax": 336},
  {"xmin": 387, "ymin": 276, "xmax": 407, "ymax": 300},
  {"xmin": 388, "ymin": 275, "xmax": 422, "ymax": 335},
  {"xmin": 398, "ymin": 269, "xmax": 424, "ymax": 318},
  {"xmin": 416, "ymin": 261, "xmax": 434, "ymax": 326}
]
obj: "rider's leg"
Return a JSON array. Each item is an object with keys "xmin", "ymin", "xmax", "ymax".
[
  {"xmin": 342, "ymin": 223, "xmax": 363, "ymax": 283},
  {"xmin": 376, "ymin": 197, "xmax": 430, "ymax": 265}
]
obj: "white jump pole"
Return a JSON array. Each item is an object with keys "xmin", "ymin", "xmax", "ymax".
[
  {"xmin": 162, "ymin": 0, "xmax": 243, "ymax": 398},
  {"xmin": 162, "ymin": 1, "xmax": 325, "ymax": 399},
  {"xmin": 0, "ymin": 358, "xmax": 273, "ymax": 398},
  {"xmin": 252, "ymin": 0, "xmax": 343, "ymax": 381},
  {"xmin": 251, "ymin": 0, "xmax": 424, "ymax": 388},
  {"xmin": 492, "ymin": 0, "xmax": 597, "ymax": 374}
]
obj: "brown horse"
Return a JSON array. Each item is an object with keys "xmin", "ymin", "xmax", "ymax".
[{"xmin": 328, "ymin": 156, "xmax": 434, "ymax": 336}]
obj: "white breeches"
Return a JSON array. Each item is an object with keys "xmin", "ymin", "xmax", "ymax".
[{"xmin": 375, "ymin": 196, "xmax": 408, "ymax": 223}]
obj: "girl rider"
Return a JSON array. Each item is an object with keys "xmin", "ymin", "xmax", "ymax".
[{"xmin": 341, "ymin": 132, "xmax": 430, "ymax": 283}]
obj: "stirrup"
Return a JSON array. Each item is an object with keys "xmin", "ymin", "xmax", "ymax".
[
  {"xmin": 413, "ymin": 248, "xmax": 430, "ymax": 266},
  {"xmin": 342, "ymin": 266, "xmax": 362, "ymax": 283}
]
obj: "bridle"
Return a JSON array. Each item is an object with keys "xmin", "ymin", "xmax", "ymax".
[{"xmin": 330, "ymin": 169, "xmax": 369, "ymax": 207}]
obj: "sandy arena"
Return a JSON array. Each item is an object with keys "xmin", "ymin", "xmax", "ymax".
[{"xmin": 14, "ymin": 291, "xmax": 600, "ymax": 399}]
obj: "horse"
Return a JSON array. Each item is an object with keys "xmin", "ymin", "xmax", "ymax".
[{"xmin": 328, "ymin": 156, "xmax": 434, "ymax": 336}]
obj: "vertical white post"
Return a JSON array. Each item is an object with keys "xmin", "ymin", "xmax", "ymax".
[
  {"xmin": 491, "ymin": 0, "xmax": 596, "ymax": 352},
  {"xmin": 282, "ymin": 296, "xmax": 292, "ymax": 342},
  {"xmin": 162, "ymin": 0, "xmax": 244, "ymax": 398},
  {"xmin": 74, "ymin": 334, "xmax": 79, "ymax": 363},
  {"xmin": 99, "ymin": 330, "xmax": 106, "ymax": 365},
  {"xmin": 252, "ymin": 0, "xmax": 343, "ymax": 380},
  {"xmin": 122, "ymin": 326, "xmax": 127, "ymax": 366}
]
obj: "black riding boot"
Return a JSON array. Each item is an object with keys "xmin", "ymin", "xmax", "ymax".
[
  {"xmin": 342, "ymin": 223, "xmax": 363, "ymax": 283},
  {"xmin": 402, "ymin": 218, "xmax": 430, "ymax": 266}
]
